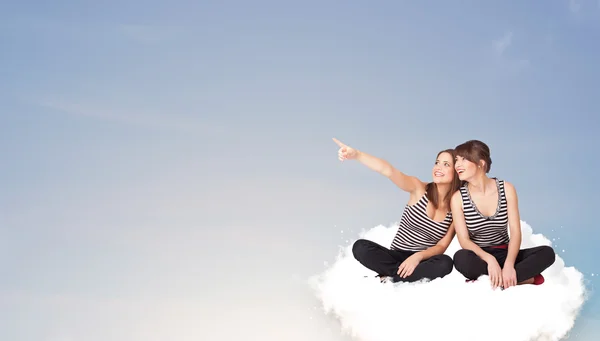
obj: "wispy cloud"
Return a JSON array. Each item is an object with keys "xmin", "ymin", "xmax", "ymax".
[
  {"xmin": 38, "ymin": 100, "xmax": 224, "ymax": 136},
  {"xmin": 493, "ymin": 31, "xmax": 513, "ymax": 56},
  {"xmin": 569, "ymin": 0, "xmax": 581, "ymax": 13},
  {"xmin": 490, "ymin": 31, "xmax": 530, "ymax": 74}
]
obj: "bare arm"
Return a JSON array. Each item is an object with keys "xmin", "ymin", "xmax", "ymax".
[
  {"xmin": 355, "ymin": 150, "xmax": 424, "ymax": 193},
  {"xmin": 450, "ymin": 192, "xmax": 495, "ymax": 263},
  {"xmin": 503, "ymin": 181, "xmax": 521, "ymax": 268},
  {"xmin": 333, "ymin": 138, "xmax": 424, "ymax": 194}
]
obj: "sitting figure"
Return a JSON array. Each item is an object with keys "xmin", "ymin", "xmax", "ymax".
[
  {"xmin": 332, "ymin": 137, "xmax": 461, "ymax": 283},
  {"xmin": 450, "ymin": 139, "xmax": 556, "ymax": 289}
]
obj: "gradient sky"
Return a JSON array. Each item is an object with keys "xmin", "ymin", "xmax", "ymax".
[{"xmin": 1, "ymin": 1, "xmax": 599, "ymax": 340}]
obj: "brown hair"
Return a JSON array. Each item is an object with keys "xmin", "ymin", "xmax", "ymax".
[
  {"xmin": 455, "ymin": 140, "xmax": 492, "ymax": 173},
  {"xmin": 425, "ymin": 149, "xmax": 462, "ymax": 210}
]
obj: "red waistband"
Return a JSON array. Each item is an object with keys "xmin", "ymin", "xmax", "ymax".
[{"xmin": 489, "ymin": 244, "xmax": 508, "ymax": 249}]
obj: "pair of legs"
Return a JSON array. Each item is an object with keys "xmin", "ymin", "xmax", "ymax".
[
  {"xmin": 352, "ymin": 239, "xmax": 453, "ymax": 283},
  {"xmin": 453, "ymin": 245, "xmax": 556, "ymax": 284}
]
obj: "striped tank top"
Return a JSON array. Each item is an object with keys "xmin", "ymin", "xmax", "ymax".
[
  {"xmin": 390, "ymin": 193, "xmax": 453, "ymax": 251},
  {"xmin": 459, "ymin": 178, "xmax": 509, "ymax": 247}
]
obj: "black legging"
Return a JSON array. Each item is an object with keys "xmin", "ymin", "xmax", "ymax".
[
  {"xmin": 453, "ymin": 245, "xmax": 556, "ymax": 282},
  {"xmin": 352, "ymin": 239, "xmax": 453, "ymax": 283}
]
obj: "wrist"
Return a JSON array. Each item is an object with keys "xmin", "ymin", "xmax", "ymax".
[
  {"xmin": 483, "ymin": 254, "xmax": 496, "ymax": 264},
  {"xmin": 413, "ymin": 252, "xmax": 424, "ymax": 261}
]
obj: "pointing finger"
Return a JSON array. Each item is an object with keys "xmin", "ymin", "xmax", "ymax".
[{"xmin": 332, "ymin": 137, "xmax": 346, "ymax": 148}]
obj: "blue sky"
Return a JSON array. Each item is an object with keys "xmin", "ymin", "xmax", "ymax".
[{"xmin": 1, "ymin": 1, "xmax": 600, "ymax": 340}]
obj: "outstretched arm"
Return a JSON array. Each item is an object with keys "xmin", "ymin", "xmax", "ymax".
[{"xmin": 333, "ymin": 137, "xmax": 424, "ymax": 194}]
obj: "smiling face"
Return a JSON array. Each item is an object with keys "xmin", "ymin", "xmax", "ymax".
[
  {"xmin": 454, "ymin": 140, "xmax": 492, "ymax": 182},
  {"xmin": 454, "ymin": 155, "xmax": 480, "ymax": 182},
  {"xmin": 432, "ymin": 151, "xmax": 456, "ymax": 184}
]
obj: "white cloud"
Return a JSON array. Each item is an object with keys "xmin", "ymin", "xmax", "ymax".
[
  {"xmin": 311, "ymin": 221, "xmax": 588, "ymax": 341},
  {"xmin": 493, "ymin": 31, "xmax": 513, "ymax": 56}
]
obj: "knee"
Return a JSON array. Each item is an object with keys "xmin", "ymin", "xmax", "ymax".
[
  {"xmin": 452, "ymin": 249, "xmax": 480, "ymax": 279},
  {"xmin": 452, "ymin": 249, "xmax": 472, "ymax": 270},
  {"xmin": 437, "ymin": 254, "xmax": 454, "ymax": 276},
  {"xmin": 540, "ymin": 245, "xmax": 556, "ymax": 266},
  {"xmin": 352, "ymin": 239, "xmax": 370, "ymax": 261}
]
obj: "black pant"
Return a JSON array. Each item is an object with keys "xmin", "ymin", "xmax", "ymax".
[
  {"xmin": 352, "ymin": 239, "xmax": 453, "ymax": 283},
  {"xmin": 453, "ymin": 245, "xmax": 556, "ymax": 282}
]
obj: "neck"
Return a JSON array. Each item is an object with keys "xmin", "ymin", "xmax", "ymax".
[
  {"xmin": 467, "ymin": 173, "xmax": 492, "ymax": 194},
  {"xmin": 435, "ymin": 183, "xmax": 451, "ymax": 205}
]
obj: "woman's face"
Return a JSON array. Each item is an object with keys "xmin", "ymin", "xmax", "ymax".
[{"xmin": 432, "ymin": 152, "xmax": 455, "ymax": 184}]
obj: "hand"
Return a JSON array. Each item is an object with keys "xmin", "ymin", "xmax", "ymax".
[
  {"xmin": 332, "ymin": 138, "xmax": 358, "ymax": 161},
  {"xmin": 397, "ymin": 253, "xmax": 423, "ymax": 278},
  {"xmin": 502, "ymin": 265, "xmax": 517, "ymax": 289},
  {"xmin": 485, "ymin": 257, "xmax": 503, "ymax": 289}
]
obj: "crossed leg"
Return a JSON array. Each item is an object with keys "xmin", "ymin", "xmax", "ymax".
[
  {"xmin": 453, "ymin": 245, "xmax": 556, "ymax": 284},
  {"xmin": 352, "ymin": 239, "xmax": 454, "ymax": 283}
]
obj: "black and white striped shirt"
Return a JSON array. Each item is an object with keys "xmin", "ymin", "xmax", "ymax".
[
  {"xmin": 390, "ymin": 193, "xmax": 453, "ymax": 251},
  {"xmin": 460, "ymin": 178, "xmax": 510, "ymax": 247}
]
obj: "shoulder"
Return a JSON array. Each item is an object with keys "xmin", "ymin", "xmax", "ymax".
[
  {"xmin": 407, "ymin": 181, "xmax": 428, "ymax": 205},
  {"xmin": 498, "ymin": 180, "xmax": 517, "ymax": 202},
  {"xmin": 418, "ymin": 180, "xmax": 429, "ymax": 192},
  {"xmin": 451, "ymin": 190, "xmax": 463, "ymax": 201},
  {"xmin": 499, "ymin": 179, "xmax": 515, "ymax": 192},
  {"xmin": 450, "ymin": 190, "xmax": 463, "ymax": 209},
  {"xmin": 501, "ymin": 180, "xmax": 518, "ymax": 199},
  {"xmin": 495, "ymin": 178, "xmax": 510, "ymax": 188},
  {"xmin": 406, "ymin": 178, "xmax": 428, "ymax": 195},
  {"xmin": 416, "ymin": 181, "xmax": 432, "ymax": 196}
]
